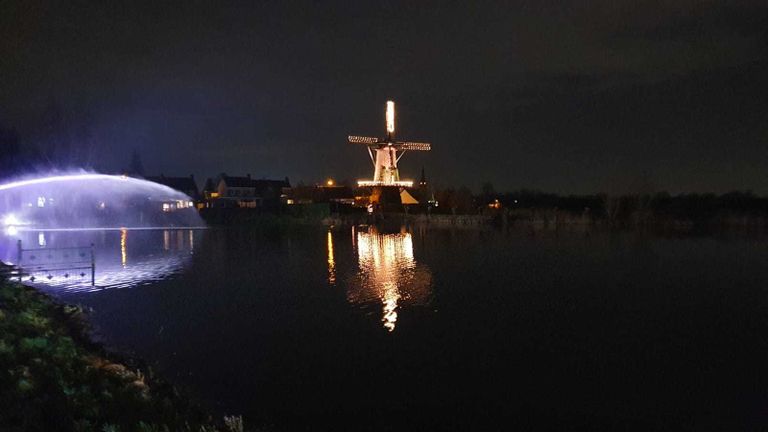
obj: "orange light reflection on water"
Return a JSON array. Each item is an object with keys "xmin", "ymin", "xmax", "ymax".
[
  {"xmin": 346, "ymin": 226, "xmax": 431, "ymax": 332},
  {"xmin": 120, "ymin": 228, "xmax": 127, "ymax": 267},
  {"xmin": 327, "ymin": 230, "xmax": 336, "ymax": 284}
]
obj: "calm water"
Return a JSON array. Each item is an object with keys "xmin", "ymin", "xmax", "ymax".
[{"xmin": 3, "ymin": 226, "xmax": 768, "ymax": 430}]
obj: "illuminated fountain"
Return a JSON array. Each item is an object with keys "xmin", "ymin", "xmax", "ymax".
[
  {"xmin": 0, "ymin": 172, "xmax": 204, "ymax": 290},
  {"xmin": 0, "ymin": 172, "xmax": 203, "ymax": 233},
  {"xmin": 340, "ymin": 225, "xmax": 432, "ymax": 332}
]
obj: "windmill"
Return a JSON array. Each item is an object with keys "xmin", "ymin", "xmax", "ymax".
[{"xmin": 349, "ymin": 101, "xmax": 431, "ymax": 187}]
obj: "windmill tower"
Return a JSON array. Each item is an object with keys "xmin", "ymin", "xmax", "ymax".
[{"xmin": 349, "ymin": 101, "xmax": 431, "ymax": 187}]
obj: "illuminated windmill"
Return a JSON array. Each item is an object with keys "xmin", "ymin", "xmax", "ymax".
[{"xmin": 349, "ymin": 101, "xmax": 431, "ymax": 187}]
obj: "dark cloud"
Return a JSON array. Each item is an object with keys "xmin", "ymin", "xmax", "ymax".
[{"xmin": 1, "ymin": 0, "xmax": 766, "ymax": 192}]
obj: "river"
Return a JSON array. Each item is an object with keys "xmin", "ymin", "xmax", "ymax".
[{"xmin": 2, "ymin": 225, "xmax": 767, "ymax": 430}]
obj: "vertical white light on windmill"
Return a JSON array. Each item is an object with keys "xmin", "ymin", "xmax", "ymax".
[{"xmin": 386, "ymin": 100, "xmax": 395, "ymax": 134}]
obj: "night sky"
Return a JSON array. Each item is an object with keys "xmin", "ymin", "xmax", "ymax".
[{"xmin": 1, "ymin": 1, "xmax": 767, "ymax": 193}]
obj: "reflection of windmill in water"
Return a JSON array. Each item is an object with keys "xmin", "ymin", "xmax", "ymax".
[
  {"xmin": 349, "ymin": 101, "xmax": 431, "ymax": 208},
  {"xmin": 344, "ymin": 225, "xmax": 432, "ymax": 332}
]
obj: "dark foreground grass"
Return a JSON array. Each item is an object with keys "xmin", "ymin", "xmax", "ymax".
[{"xmin": 0, "ymin": 278, "xmax": 245, "ymax": 432}]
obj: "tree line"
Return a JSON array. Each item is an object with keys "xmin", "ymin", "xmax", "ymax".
[{"xmin": 428, "ymin": 185, "xmax": 768, "ymax": 223}]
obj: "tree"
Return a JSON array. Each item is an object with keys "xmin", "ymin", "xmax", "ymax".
[
  {"xmin": 36, "ymin": 96, "xmax": 96, "ymax": 169},
  {"xmin": 480, "ymin": 181, "xmax": 496, "ymax": 205},
  {"xmin": 481, "ymin": 181, "xmax": 495, "ymax": 197},
  {"xmin": 0, "ymin": 125, "xmax": 21, "ymax": 179},
  {"xmin": 128, "ymin": 149, "xmax": 145, "ymax": 176}
]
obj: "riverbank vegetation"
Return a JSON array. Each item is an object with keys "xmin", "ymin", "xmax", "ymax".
[
  {"xmin": 0, "ymin": 277, "xmax": 244, "ymax": 432},
  {"xmin": 416, "ymin": 187, "xmax": 768, "ymax": 228}
]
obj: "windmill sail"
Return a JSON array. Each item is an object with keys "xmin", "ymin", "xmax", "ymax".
[
  {"xmin": 399, "ymin": 142, "xmax": 431, "ymax": 151},
  {"xmin": 348, "ymin": 136, "xmax": 380, "ymax": 144}
]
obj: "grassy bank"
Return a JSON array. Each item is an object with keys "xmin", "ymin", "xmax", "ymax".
[{"xmin": 0, "ymin": 276, "xmax": 244, "ymax": 432}]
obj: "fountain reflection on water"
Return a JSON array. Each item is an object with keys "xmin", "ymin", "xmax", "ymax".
[
  {"xmin": 341, "ymin": 225, "xmax": 432, "ymax": 332},
  {"xmin": 0, "ymin": 229, "xmax": 201, "ymax": 293}
]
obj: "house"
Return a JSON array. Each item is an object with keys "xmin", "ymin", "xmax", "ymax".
[
  {"xmin": 314, "ymin": 185, "xmax": 356, "ymax": 205},
  {"xmin": 212, "ymin": 174, "xmax": 291, "ymax": 210},
  {"xmin": 145, "ymin": 174, "xmax": 200, "ymax": 201},
  {"xmin": 202, "ymin": 177, "xmax": 217, "ymax": 201},
  {"xmin": 143, "ymin": 174, "xmax": 201, "ymax": 212}
]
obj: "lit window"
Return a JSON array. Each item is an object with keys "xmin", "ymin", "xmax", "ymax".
[{"xmin": 37, "ymin": 197, "xmax": 45, "ymax": 208}]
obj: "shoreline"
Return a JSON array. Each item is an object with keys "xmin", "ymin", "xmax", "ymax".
[
  {"xmin": 316, "ymin": 213, "xmax": 768, "ymax": 235},
  {"xmin": 198, "ymin": 204, "xmax": 768, "ymax": 232},
  {"xmin": 0, "ymin": 271, "xmax": 245, "ymax": 432}
]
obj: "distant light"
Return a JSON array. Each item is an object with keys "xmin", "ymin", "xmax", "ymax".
[
  {"xmin": 326, "ymin": 179, "xmax": 335, "ymax": 186},
  {"xmin": 2, "ymin": 215, "xmax": 30, "ymax": 234},
  {"xmin": 386, "ymin": 101, "xmax": 395, "ymax": 134},
  {"xmin": 286, "ymin": 199, "xmax": 295, "ymax": 205},
  {"xmin": 38, "ymin": 232, "xmax": 46, "ymax": 247},
  {"xmin": 357, "ymin": 180, "xmax": 413, "ymax": 187},
  {"xmin": 3, "ymin": 214, "xmax": 20, "ymax": 226},
  {"xmin": 37, "ymin": 197, "xmax": 45, "ymax": 208},
  {"xmin": 98, "ymin": 202, "xmax": 106, "ymax": 210}
]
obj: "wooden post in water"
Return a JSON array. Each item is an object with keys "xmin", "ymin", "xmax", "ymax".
[
  {"xmin": 90, "ymin": 243, "xmax": 95, "ymax": 286},
  {"xmin": 16, "ymin": 240, "xmax": 22, "ymax": 282}
]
